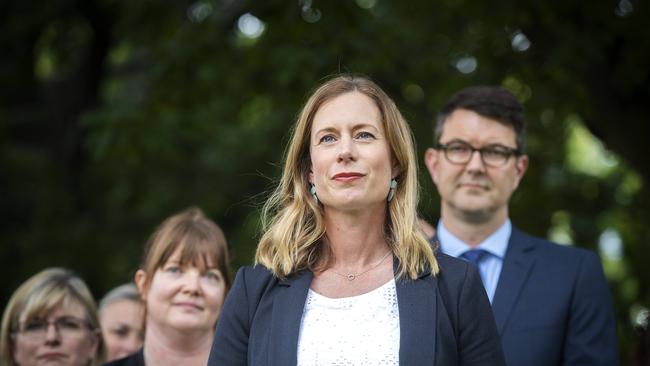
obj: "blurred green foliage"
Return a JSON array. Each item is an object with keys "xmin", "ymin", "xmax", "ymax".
[{"xmin": 2, "ymin": 0, "xmax": 649, "ymax": 363}]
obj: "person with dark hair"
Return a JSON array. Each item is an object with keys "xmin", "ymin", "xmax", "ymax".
[
  {"xmin": 105, "ymin": 207, "xmax": 231, "ymax": 366},
  {"xmin": 424, "ymin": 85, "xmax": 618, "ymax": 365},
  {"xmin": 208, "ymin": 75, "xmax": 505, "ymax": 365}
]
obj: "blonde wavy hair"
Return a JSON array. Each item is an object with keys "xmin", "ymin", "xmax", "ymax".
[{"xmin": 255, "ymin": 74, "xmax": 439, "ymax": 279}]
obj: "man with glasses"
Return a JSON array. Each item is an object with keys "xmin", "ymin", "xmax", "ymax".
[{"xmin": 424, "ymin": 86, "xmax": 618, "ymax": 365}]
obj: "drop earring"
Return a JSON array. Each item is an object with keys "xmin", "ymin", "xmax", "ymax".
[
  {"xmin": 310, "ymin": 184, "xmax": 319, "ymax": 203},
  {"xmin": 387, "ymin": 179, "xmax": 397, "ymax": 202}
]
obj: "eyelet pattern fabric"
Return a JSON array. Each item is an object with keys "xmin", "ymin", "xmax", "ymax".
[{"xmin": 297, "ymin": 279, "xmax": 399, "ymax": 366}]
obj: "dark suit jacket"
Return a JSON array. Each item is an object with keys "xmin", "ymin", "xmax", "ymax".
[
  {"xmin": 208, "ymin": 253, "xmax": 505, "ymax": 365},
  {"xmin": 455, "ymin": 227, "xmax": 618, "ymax": 366}
]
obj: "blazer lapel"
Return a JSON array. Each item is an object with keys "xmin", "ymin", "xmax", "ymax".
[
  {"xmin": 491, "ymin": 227, "xmax": 535, "ymax": 334},
  {"xmin": 394, "ymin": 258, "xmax": 437, "ymax": 365},
  {"xmin": 268, "ymin": 270, "xmax": 313, "ymax": 366}
]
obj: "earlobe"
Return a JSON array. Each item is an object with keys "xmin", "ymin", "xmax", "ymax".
[
  {"xmin": 424, "ymin": 148, "xmax": 439, "ymax": 183},
  {"xmin": 516, "ymin": 155, "xmax": 529, "ymax": 177},
  {"xmin": 134, "ymin": 270, "xmax": 148, "ymax": 301},
  {"xmin": 513, "ymin": 155, "xmax": 529, "ymax": 189},
  {"xmin": 391, "ymin": 160, "xmax": 402, "ymax": 179}
]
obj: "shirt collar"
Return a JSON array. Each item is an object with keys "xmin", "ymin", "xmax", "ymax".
[{"xmin": 437, "ymin": 219, "xmax": 511, "ymax": 259}]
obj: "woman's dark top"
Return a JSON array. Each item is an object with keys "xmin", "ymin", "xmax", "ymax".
[{"xmin": 103, "ymin": 349, "xmax": 144, "ymax": 366}]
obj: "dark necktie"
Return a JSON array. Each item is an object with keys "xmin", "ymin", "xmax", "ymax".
[{"xmin": 460, "ymin": 248, "xmax": 489, "ymax": 267}]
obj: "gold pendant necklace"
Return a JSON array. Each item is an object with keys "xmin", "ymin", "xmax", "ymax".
[{"xmin": 329, "ymin": 250, "xmax": 392, "ymax": 281}]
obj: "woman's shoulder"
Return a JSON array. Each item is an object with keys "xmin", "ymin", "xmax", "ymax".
[
  {"xmin": 235, "ymin": 264, "xmax": 313, "ymax": 284},
  {"xmin": 236, "ymin": 264, "xmax": 274, "ymax": 280},
  {"xmin": 433, "ymin": 251, "xmax": 477, "ymax": 289},
  {"xmin": 231, "ymin": 264, "xmax": 275, "ymax": 289},
  {"xmin": 103, "ymin": 349, "xmax": 144, "ymax": 366},
  {"xmin": 230, "ymin": 264, "xmax": 301, "ymax": 299},
  {"xmin": 435, "ymin": 251, "xmax": 472, "ymax": 272}
]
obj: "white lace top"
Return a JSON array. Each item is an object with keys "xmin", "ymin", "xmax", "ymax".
[{"xmin": 296, "ymin": 279, "xmax": 400, "ymax": 366}]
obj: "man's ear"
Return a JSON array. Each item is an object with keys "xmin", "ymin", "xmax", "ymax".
[
  {"xmin": 424, "ymin": 148, "xmax": 440, "ymax": 184},
  {"xmin": 512, "ymin": 154, "xmax": 529, "ymax": 190},
  {"xmin": 134, "ymin": 269, "xmax": 148, "ymax": 301}
]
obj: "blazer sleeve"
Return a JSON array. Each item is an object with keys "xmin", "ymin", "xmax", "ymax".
[
  {"xmin": 456, "ymin": 263, "xmax": 506, "ymax": 366},
  {"xmin": 208, "ymin": 267, "xmax": 251, "ymax": 366},
  {"xmin": 563, "ymin": 251, "xmax": 619, "ymax": 365}
]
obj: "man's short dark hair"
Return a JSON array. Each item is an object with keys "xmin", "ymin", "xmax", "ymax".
[{"xmin": 435, "ymin": 86, "xmax": 527, "ymax": 151}]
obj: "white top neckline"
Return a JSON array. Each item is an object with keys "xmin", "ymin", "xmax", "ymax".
[{"xmin": 307, "ymin": 278, "xmax": 396, "ymax": 302}]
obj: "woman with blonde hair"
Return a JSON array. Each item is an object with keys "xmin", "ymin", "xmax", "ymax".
[
  {"xmin": 1, "ymin": 267, "xmax": 104, "ymax": 366},
  {"xmin": 105, "ymin": 206, "xmax": 230, "ymax": 366},
  {"xmin": 208, "ymin": 75, "xmax": 505, "ymax": 365}
]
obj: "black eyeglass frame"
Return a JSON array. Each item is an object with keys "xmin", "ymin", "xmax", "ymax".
[{"xmin": 434, "ymin": 141, "xmax": 522, "ymax": 167}]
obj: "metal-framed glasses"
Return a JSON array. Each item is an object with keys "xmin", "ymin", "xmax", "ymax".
[
  {"xmin": 435, "ymin": 141, "xmax": 521, "ymax": 167},
  {"xmin": 13, "ymin": 316, "xmax": 92, "ymax": 341}
]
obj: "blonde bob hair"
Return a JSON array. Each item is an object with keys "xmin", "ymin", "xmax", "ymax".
[
  {"xmin": 256, "ymin": 74, "xmax": 439, "ymax": 279},
  {"xmin": 0, "ymin": 268, "xmax": 105, "ymax": 366}
]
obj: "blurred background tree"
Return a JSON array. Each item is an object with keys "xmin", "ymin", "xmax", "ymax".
[{"xmin": 1, "ymin": 0, "xmax": 648, "ymax": 362}]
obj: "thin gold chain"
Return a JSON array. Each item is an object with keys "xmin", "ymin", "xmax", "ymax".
[{"xmin": 328, "ymin": 250, "xmax": 392, "ymax": 281}]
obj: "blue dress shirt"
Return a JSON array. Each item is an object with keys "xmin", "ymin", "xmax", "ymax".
[{"xmin": 437, "ymin": 219, "xmax": 510, "ymax": 303}]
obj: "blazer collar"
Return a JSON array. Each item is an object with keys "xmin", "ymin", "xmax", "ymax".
[
  {"xmin": 491, "ymin": 226, "xmax": 536, "ymax": 333},
  {"xmin": 269, "ymin": 270, "xmax": 313, "ymax": 365},
  {"xmin": 394, "ymin": 261, "xmax": 438, "ymax": 364}
]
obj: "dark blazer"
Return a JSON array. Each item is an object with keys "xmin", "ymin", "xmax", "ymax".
[
  {"xmin": 470, "ymin": 227, "xmax": 618, "ymax": 366},
  {"xmin": 208, "ymin": 253, "xmax": 505, "ymax": 365}
]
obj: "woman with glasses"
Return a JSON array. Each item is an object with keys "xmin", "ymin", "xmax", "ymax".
[
  {"xmin": 0, "ymin": 267, "xmax": 105, "ymax": 366},
  {"xmin": 208, "ymin": 75, "xmax": 505, "ymax": 365},
  {"xmin": 105, "ymin": 207, "xmax": 231, "ymax": 366}
]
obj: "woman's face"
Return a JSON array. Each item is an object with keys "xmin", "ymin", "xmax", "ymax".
[
  {"xmin": 12, "ymin": 301, "xmax": 99, "ymax": 366},
  {"xmin": 137, "ymin": 247, "xmax": 226, "ymax": 335},
  {"xmin": 100, "ymin": 299, "xmax": 143, "ymax": 361},
  {"xmin": 309, "ymin": 91, "xmax": 396, "ymax": 212}
]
